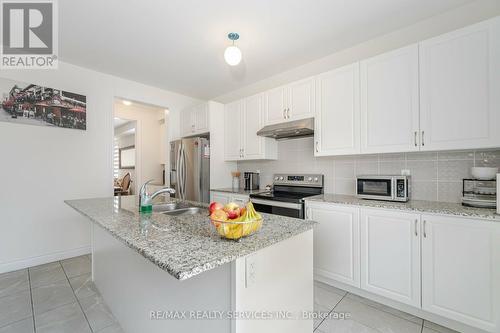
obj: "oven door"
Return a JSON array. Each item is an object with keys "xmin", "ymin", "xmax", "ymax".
[
  {"xmin": 250, "ymin": 198, "xmax": 304, "ymax": 219},
  {"xmin": 357, "ymin": 177, "xmax": 394, "ymax": 200}
]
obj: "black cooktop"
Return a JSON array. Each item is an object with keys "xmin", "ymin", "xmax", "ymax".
[{"xmin": 250, "ymin": 188, "xmax": 322, "ymax": 203}]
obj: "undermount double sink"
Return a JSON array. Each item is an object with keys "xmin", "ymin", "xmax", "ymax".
[{"xmin": 152, "ymin": 202, "xmax": 204, "ymax": 216}]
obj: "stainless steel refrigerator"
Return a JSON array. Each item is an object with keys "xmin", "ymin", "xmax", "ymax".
[{"xmin": 170, "ymin": 137, "xmax": 210, "ymax": 203}]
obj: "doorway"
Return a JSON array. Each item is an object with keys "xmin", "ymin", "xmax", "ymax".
[{"xmin": 113, "ymin": 98, "xmax": 168, "ymax": 195}]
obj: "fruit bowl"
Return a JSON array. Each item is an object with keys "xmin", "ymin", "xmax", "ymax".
[
  {"xmin": 210, "ymin": 218, "xmax": 263, "ymax": 240},
  {"xmin": 209, "ymin": 201, "xmax": 263, "ymax": 240}
]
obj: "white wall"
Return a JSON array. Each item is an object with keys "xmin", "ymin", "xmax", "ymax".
[
  {"xmin": 0, "ymin": 61, "xmax": 200, "ymax": 273},
  {"xmin": 215, "ymin": 0, "xmax": 500, "ymax": 103}
]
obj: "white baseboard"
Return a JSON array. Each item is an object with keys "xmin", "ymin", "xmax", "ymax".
[{"xmin": 0, "ymin": 245, "xmax": 91, "ymax": 274}]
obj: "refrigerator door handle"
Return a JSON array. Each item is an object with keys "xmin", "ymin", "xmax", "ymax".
[
  {"xmin": 181, "ymin": 144, "xmax": 187, "ymax": 200},
  {"xmin": 178, "ymin": 145, "xmax": 184, "ymax": 200},
  {"xmin": 176, "ymin": 145, "xmax": 182, "ymax": 198}
]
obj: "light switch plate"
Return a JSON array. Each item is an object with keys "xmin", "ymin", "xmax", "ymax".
[{"xmin": 245, "ymin": 254, "xmax": 256, "ymax": 288}]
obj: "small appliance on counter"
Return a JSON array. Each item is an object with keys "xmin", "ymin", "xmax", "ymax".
[
  {"xmin": 244, "ymin": 172, "xmax": 260, "ymax": 190},
  {"xmin": 356, "ymin": 175, "xmax": 410, "ymax": 202},
  {"xmin": 231, "ymin": 171, "xmax": 241, "ymax": 191},
  {"xmin": 462, "ymin": 178, "xmax": 497, "ymax": 208}
]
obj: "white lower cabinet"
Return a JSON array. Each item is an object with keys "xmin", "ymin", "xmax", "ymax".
[
  {"xmin": 210, "ymin": 191, "xmax": 230, "ymax": 205},
  {"xmin": 360, "ymin": 208, "xmax": 421, "ymax": 307},
  {"xmin": 307, "ymin": 202, "xmax": 360, "ymax": 287},
  {"xmin": 421, "ymin": 215, "xmax": 500, "ymax": 332},
  {"xmin": 231, "ymin": 194, "xmax": 249, "ymax": 206},
  {"xmin": 309, "ymin": 202, "xmax": 500, "ymax": 332},
  {"xmin": 210, "ymin": 191, "xmax": 249, "ymax": 206}
]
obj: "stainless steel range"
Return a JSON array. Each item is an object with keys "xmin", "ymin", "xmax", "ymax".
[{"xmin": 249, "ymin": 174, "xmax": 324, "ymax": 219}]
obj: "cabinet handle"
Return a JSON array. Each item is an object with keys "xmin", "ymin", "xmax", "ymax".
[
  {"xmin": 423, "ymin": 220, "xmax": 427, "ymax": 238},
  {"xmin": 421, "ymin": 131, "xmax": 425, "ymax": 146},
  {"xmin": 414, "ymin": 131, "xmax": 418, "ymax": 147},
  {"xmin": 414, "ymin": 219, "xmax": 418, "ymax": 236},
  {"xmin": 315, "ymin": 141, "xmax": 319, "ymax": 152}
]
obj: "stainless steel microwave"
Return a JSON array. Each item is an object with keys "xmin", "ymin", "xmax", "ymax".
[{"xmin": 356, "ymin": 175, "xmax": 410, "ymax": 202}]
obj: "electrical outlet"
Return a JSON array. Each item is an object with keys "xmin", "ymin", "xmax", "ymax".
[
  {"xmin": 245, "ymin": 254, "xmax": 256, "ymax": 288},
  {"xmin": 401, "ymin": 169, "xmax": 411, "ymax": 176}
]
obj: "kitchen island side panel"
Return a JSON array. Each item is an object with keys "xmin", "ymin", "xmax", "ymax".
[{"xmin": 92, "ymin": 223, "xmax": 232, "ymax": 333}]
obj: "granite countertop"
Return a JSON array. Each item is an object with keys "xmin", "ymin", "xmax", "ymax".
[
  {"xmin": 65, "ymin": 195, "xmax": 314, "ymax": 280},
  {"xmin": 306, "ymin": 194, "xmax": 500, "ymax": 221},
  {"xmin": 211, "ymin": 188, "xmax": 268, "ymax": 195}
]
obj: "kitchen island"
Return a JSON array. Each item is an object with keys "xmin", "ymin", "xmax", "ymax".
[{"xmin": 65, "ymin": 195, "xmax": 315, "ymax": 333}]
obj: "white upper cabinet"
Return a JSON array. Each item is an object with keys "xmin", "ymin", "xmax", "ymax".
[
  {"xmin": 264, "ymin": 77, "xmax": 315, "ymax": 125},
  {"xmin": 242, "ymin": 94, "xmax": 265, "ymax": 159},
  {"xmin": 194, "ymin": 103, "xmax": 209, "ymax": 133},
  {"xmin": 360, "ymin": 208, "xmax": 421, "ymax": 307},
  {"xmin": 180, "ymin": 103, "xmax": 210, "ymax": 137},
  {"xmin": 421, "ymin": 215, "xmax": 500, "ymax": 332},
  {"xmin": 315, "ymin": 63, "xmax": 360, "ymax": 156},
  {"xmin": 265, "ymin": 86, "xmax": 287, "ymax": 125},
  {"xmin": 224, "ymin": 100, "xmax": 243, "ymax": 161},
  {"xmin": 307, "ymin": 202, "xmax": 360, "ymax": 288},
  {"xmin": 360, "ymin": 44, "xmax": 420, "ymax": 154},
  {"xmin": 224, "ymin": 94, "xmax": 277, "ymax": 161},
  {"xmin": 287, "ymin": 77, "xmax": 315, "ymax": 121},
  {"xmin": 419, "ymin": 18, "xmax": 500, "ymax": 151}
]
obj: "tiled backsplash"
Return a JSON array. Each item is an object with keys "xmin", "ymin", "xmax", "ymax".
[{"xmin": 237, "ymin": 137, "xmax": 500, "ymax": 203}]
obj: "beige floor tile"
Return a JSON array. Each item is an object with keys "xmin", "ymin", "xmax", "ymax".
[
  {"xmin": 334, "ymin": 297, "xmax": 421, "ymax": 333},
  {"xmin": 0, "ymin": 269, "xmax": 29, "ymax": 298},
  {"xmin": 29, "ymin": 264, "xmax": 67, "ymax": 288},
  {"xmin": 0, "ymin": 291, "xmax": 32, "ymax": 327},
  {"xmin": 32, "ymin": 280, "xmax": 76, "ymax": 315},
  {"xmin": 35, "ymin": 302, "xmax": 91, "ymax": 333},
  {"xmin": 61, "ymin": 256, "xmax": 91, "ymax": 278},
  {"xmin": 69, "ymin": 273, "xmax": 97, "ymax": 300},
  {"xmin": 0, "ymin": 318, "xmax": 34, "ymax": 333},
  {"xmin": 346, "ymin": 293, "xmax": 423, "ymax": 325},
  {"xmin": 79, "ymin": 294, "xmax": 117, "ymax": 332}
]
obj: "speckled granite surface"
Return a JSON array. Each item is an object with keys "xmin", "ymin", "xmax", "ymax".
[
  {"xmin": 65, "ymin": 196, "xmax": 314, "ymax": 280},
  {"xmin": 211, "ymin": 188, "xmax": 267, "ymax": 195},
  {"xmin": 306, "ymin": 194, "xmax": 500, "ymax": 221}
]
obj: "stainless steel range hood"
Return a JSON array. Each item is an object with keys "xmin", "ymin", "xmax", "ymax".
[{"xmin": 256, "ymin": 117, "xmax": 314, "ymax": 140}]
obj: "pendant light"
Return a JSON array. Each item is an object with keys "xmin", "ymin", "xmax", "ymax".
[{"xmin": 224, "ymin": 32, "xmax": 242, "ymax": 66}]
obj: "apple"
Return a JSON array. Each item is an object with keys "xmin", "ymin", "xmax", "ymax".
[
  {"xmin": 209, "ymin": 202, "xmax": 224, "ymax": 215},
  {"xmin": 224, "ymin": 202, "xmax": 241, "ymax": 219},
  {"xmin": 224, "ymin": 202, "xmax": 240, "ymax": 212},
  {"xmin": 210, "ymin": 209, "xmax": 228, "ymax": 221},
  {"xmin": 210, "ymin": 209, "xmax": 228, "ymax": 228}
]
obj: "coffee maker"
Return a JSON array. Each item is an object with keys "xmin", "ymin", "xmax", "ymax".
[{"xmin": 244, "ymin": 172, "xmax": 260, "ymax": 190}]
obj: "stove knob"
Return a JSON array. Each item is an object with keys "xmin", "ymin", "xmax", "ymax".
[
  {"xmin": 314, "ymin": 177, "xmax": 319, "ymax": 182},
  {"xmin": 274, "ymin": 176, "xmax": 279, "ymax": 181},
  {"xmin": 279, "ymin": 176, "xmax": 284, "ymax": 181},
  {"xmin": 307, "ymin": 177, "xmax": 312, "ymax": 182}
]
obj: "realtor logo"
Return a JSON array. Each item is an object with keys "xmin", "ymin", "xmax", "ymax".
[{"xmin": 1, "ymin": 0, "xmax": 58, "ymax": 69}]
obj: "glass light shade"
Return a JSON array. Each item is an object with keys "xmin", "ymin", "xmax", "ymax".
[{"xmin": 224, "ymin": 45, "xmax": 242, "ymax": 66}]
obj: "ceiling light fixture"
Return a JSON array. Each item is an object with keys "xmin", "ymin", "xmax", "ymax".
[
  {"xmin": 122, "ymin": 100, "xmax": 132, "ymax": 106},
  {"xmin": 224, "ymin": 32, "xmax": 242, "ymax": 66}
]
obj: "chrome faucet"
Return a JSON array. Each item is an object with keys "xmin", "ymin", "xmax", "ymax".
[{"xmin": 138, "ymin": 180, "xmax": 176, "ymax": 211}]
